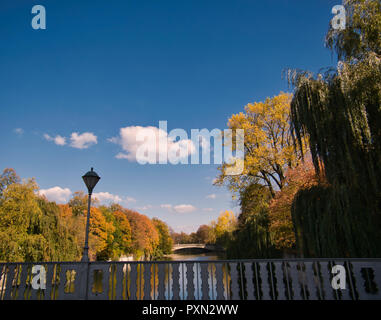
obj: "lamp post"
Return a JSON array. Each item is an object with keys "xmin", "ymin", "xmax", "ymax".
[{"xmin": 81, "ymin": 167, "xmax": 101, "ymax": 262}]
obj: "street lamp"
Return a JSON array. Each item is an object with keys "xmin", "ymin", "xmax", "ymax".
[{"xmin": 81, "ymin": 167, "xmax": 101, "ymax": 262}]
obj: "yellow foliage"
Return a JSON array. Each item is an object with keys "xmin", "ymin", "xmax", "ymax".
[
  {"xmin": 216, "ymin": 92, "xmax": 308, "ymax": 197},
  {"xmin": 211, "ymin": 210, "xmax": 237, "ymax": 240}
]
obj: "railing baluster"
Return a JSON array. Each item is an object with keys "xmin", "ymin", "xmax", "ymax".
[
  {"xmin": 215, "ymin": 263, "xmax": 225, "ymax": 300},
  {"xmin": 17, "ymin": 264, "xmax": 29, "ymax": 300},
  {"xmin": 352, "ymin": 262, "xmax": 377, "ymax": 300},
  {"xmin": 0, "ymin": 264, "xmax": 6, "ymax": 300},
  {"xmin": 186, "ymin": 262, "xmax": 195, "ymax": 300},
  {"xmin": 244, "ymin": 263, "xmax": 255, "ymax": 300},
  {"xmin": 129, "ymin": 263, "xmax": 138, "ymax": 300},
  {"xmin": 143, "ymin": 263, "xmax": 152, "ymax": 300},
  {"xmin": 259, "ymin": 262, "xmax": 271, "ymax": 300},
  {"xmin": 274, "ymin": 262, "xmax": 286, "ymax": 300},
  {"xmin": 345, "ymin": 262, "xmax": 356, "ymax": 300},
  {"xmin": 332, "ymin": 260, "xmax": 351, "ymax": 300},
  {"xmin": 157, "ymin": 263, "xmax": 166, "ymax": 300},
  {"xmin": 4, "ymin": 264, "xmax": 16, "ymax": 300},
  {"xmin": 304, "ymin": 262, "xmax": 318, "ymax": 300},
  {"xmin": 152, "ymin": 264, "xmax": 156, "ymax": 300},
  {"xmin": 319, "ymin": 261, "xmax": 335, "ymax": 300},
  {"xmin": 288, "ymin": 262, "xmax": 302, "ymax": 300},
  {"xmin": 115, "ymin": 263, "xmax": 125, "ymax": 300},
  {"xmin": 200, "ymin": 263, "xmax": 210, "ymax": 300},
  {"xmin": 229, "ymin": 262, "xmax": 240, "ymax": 300},
  {"xmin": 44, "ymin": 264, "xmax": 54, "ymax": 300},
  {"xmin": 172, "ymin": 263, "xmax": 180, "ymax": 300},
  {"xmin": 372, "ymin": 262, "xmax": 381, "ymax": 298}
]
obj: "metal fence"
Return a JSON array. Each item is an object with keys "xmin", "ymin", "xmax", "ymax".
[{"xmin": 1, "ymin": 259, "xmax": 380, "ymax": 300}]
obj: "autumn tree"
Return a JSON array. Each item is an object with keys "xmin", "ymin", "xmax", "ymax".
[
  {"xmin": 152, "ymin": 218, "xmax": 173, "ymax": 257},
  {"xmin": 68, "ymin": 191, "xmax": 98, "ymax": 217},
  {"xmin": 0, "ymin": 174, "xmax": 80, "ymax": 262},
  {"xmin": 0, "ymin": 179, "xmax": 45, "ymax": 262},
  {"xmin": 269, "ymin": 159, "xmax": 319, "ymax": 252},
  {"xmin": 97, "ymin": 207, "xmax": 133, "ymax": 260},
  {"xmin": 171, "ymin": 232, "xmax": 192, "ymax": 244},
  {"xmin": 290, "ymin": 0, "xmax": 381, "ymax": 257},
  {"xmin": 37, "ymin": 198, "xmax": 81, "ymax": 261},
  {"xmin": 225, "ymin": 185, "xmax": 281, "ymax": 259},
  {"xmin": 210, "ymin": 211, "xmax": 237, "ymax": 248},
  {"xmin": 0, "ymin": 168, "xmax": 20, "ymax": 197},
  {"xmin": 68, "ymin": 191, "xmax": 88, "ymax": 217},
  {"xmin": 0, "ymin": 168, "xmax": 172, "ymax": 262},
  {"xmin": 88, "ymin": 207, "xmax": 115, "ymax": 260},
  {"xmin": 124, "ymin": 209, "xmax": 159, "ymax": 259},
  {"xmin": 214, "ymin": 93, "xmax": 310, "ymax": 258},
  {"xmin": 196, "ymin": 225, "xmax": 213, "ymax": 244},
  {"xmin": 113, "ymin": 210, "xmax": 132, "ymax": 255},
  {"xmin": 215, "ymin": 92, "xmax": 308, "ymax": 197},
  {"xmin": 58, "ymin": 204, "xmax": 86, "ymax": 260}
]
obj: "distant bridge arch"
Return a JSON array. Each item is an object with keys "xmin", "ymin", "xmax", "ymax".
[{"xmin": 172, "ymin": 243, "xmax": 223, "ymax": 253}]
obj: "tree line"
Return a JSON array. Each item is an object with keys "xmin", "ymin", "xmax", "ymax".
[
  {"xmin": 0, "ymin": 168, "xmax": 173, "ymax": 262},
  {"xmin": 171, "ymin": 210, "xmax": 237, "ymax": 249},
  {"xmin": 212, "ymin": 0, "xmax": 381, "ymax": 259}
]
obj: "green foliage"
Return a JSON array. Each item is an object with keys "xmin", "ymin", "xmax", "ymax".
[
  {"xmin": 68, "ymin": 191, "xmax": 88, "ymax": 217},
  {"xmin": 0, "ymin": 168, "xmax": 20, "ymax": 197},
  {"xmin": 37, "ymin": 199, "xmax": 81, "ymax": 261},
  {"xmin": 225, "ymin": 184, "xmax": 281, "ymax": 259},
  {"xmin": 152, "ymin": 218, "xmax": 173, "ymax": 258},
  {"xmin": 215, "ymin": 92, "xmax": 307, "ymax": 197},
  {"xmin": 195, "ymin": 225, "xmax": 213, "ymax": 244},
  {"xmin": 325, "ymin": 0, "xmax": 381, "ymax": 61},
  {"xmin": 210, "ymin": 211, "xmax": 237, "ymax": 248},
  {"xmin": 0, "ymin": 177, "xmax": 81, "ymax": 262},
  {"xmin": 290, "ymin": 0, "xmax": 381, "ymax": 257},
  {"xmin": 0, "ymin": 168, "xmax": 171, "ymax": 262},
  {"xmin": 123, "ymin": 209, "xmax": 159, "ymax": 260}
]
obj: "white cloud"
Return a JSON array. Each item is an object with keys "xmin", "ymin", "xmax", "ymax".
[
  {"xmin": 202, "ymin": 208, "xmax": 214, "ymax": 212},
  {"xmin": 93, "ymin": 192, "xmax": 122, "ymax": 204},
  {"xmin": 44, "ymin": 134, "xmax": 67, "ymax": 146},
  {"xmin": 173, "ymin": 204, "xmax": 196, "ymax": 214},
  {"xmin": 44, "ymin": 132, "xmax": 97, "ymax": 148},
  {"xmin": 137, "ymin": 205, "xmax": 153, "ymax": 211},
  {"xmin": 173, "ymin": 225, "xmax": 198, "ymax": 233},
  {"xmin": 14, "ymin": 128, "xmax": 24, "ymax": 135},
  {"xmin": 160, "ymin": 203, "xmax": 196, "ymax": 213},
  {"xmin": 38, "ymin": 186, "xmax": 72, "ymax": 203},
  {"xmin": 109, "ymin": 125, "xmax": 195, "ymax": 163},
  {"xmin": 70, "ymin": 132, "xmax": 97, "ymax": 149},
  {"xmin": 54, "ymin": 135, "xmax": 66, "ymax": 146},
  {"xmin": 206, "ymin": 194, "xmax": 217, "ymax": 199},
  {"xmin": 126, "ymin": 197, "xmax": 137, "ymax": 203},
  {"xmin": 93, "ymin": 192, "xmax": 136, "ymax": 205}
]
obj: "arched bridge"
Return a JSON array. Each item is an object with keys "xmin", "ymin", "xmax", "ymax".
[{"xmin": 172, "ymin": 243, "xmax": 223, "ymax": 253}]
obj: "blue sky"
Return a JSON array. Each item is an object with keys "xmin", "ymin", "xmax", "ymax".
[{"xmin": 0, "ymin": 0, "xmax": 339, "ymax": 233}]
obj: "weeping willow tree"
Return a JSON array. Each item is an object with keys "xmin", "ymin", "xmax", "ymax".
[
  {"xmin": 290, "ymin": 0, "xmax": 381, "ymax": 257},
  {"xmin": 226, "ymin": 183, "xmax": 281, "ymax": 259}
]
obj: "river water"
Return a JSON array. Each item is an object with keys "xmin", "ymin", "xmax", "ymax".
[{"xmin": 164, "ymin": 251, "xmax": 226, "ymax": 261}]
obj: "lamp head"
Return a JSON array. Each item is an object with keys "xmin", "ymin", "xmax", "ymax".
[{"xmin": 82, "ymin": 167, "xmax": 100, "ymax": 194}]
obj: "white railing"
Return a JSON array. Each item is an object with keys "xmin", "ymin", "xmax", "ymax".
[{"xmin": 1, "ymin": 259, "xmax": 381, "ymax": 300}]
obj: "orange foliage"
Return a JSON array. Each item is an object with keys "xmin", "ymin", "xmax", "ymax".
[
  {"xmin": 123, "ymin": 209, "xmax": 159, "ymax": 257},
  {"xmin": 58, "ymin": 204, "xmax": 73, "ymax": 219},
  {"xmin": 269, "ymin": 158, "xmax": 319, "ymax": 250},
  {"xmin": 113, "ymin": 210, "xmax": 132, "ymax": 249},
  {"xmin": 89, "ymin": 207, "xmax": 115, "ymax": 260}
]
